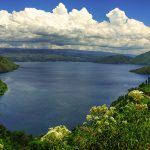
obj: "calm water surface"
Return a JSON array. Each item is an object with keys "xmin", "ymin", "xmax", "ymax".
[{"xmin": 0, "ymin": 62, "xmax": 148, "ymax": 135}]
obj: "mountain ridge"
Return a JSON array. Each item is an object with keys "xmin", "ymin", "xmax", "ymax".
[
  {"xmin": 131, "ymin": 51, "xmax": 150, "ymax": 65},
  {"xmin": 0, "ymin": 48, "xmax": 134, "ymax": 63}
]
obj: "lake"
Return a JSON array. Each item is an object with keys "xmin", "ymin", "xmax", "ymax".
[{"xmin": 0, "ymin": 62, "xmax": 148, "ymax": 135}]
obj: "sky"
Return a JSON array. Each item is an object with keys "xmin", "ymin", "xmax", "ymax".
[{"xmin": 0, "ymin": 0, "xmax": 150, "ymax": 54}]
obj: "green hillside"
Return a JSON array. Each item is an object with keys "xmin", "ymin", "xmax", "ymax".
[
  {"xmin": 0, "ymin": 56, "xmax": 19, "ymax": 73},
  {"xmin": 0, "ymin": 80, "xmax": 7, "ymax": 95},
  {"xmin": 95, "ymin": 55, "xmax": 132, "ymax": 64},
  {"xmin": 0, "ymin": 56, "xmax": 19, "ymax": 95},
  {"xmin": 131, "ymin": 51, "xmax": 150, "ymax": 65},
  {"xmin": 130, "ymin": 65, "xmax": 150, "ymax": 74}
]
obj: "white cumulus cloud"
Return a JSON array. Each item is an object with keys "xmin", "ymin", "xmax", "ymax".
[{"xmin": 0, "ymin": 3, "xmax": 150, "ymax": 54}]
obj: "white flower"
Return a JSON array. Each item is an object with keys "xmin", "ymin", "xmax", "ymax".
[
  {"xmin": 97, "ymin": 129, "xmax": 102, "ymax": 133},
  {"xmin": 122, "ymin": 120, "xmax": 128, "ymax": 125},
  {"xmin": 110, "ymin": 107, "xmax": 116, "ymax": 111},
  {"xmin": 104, "ymin": 115, "xmax": 109, "ymax": 119},
  {"xmin": 41, "ymin": 125, "xmax": 71, "ymax": 143},
  {"xmin": 97, "ymin": 121, "xmax": 101, "ymax": 126},
  {"xmin": 110, "ymin": 117, "xmax": 116, "ymax": 123},
  {"xmin": 104, "ymin": 121, "xmax": 109, "ymax": 126},
  {"xmin": 0, "ymin": 144, "xmax": 3, "ymax": 150},
  {"xmin": 94, "ymin": 116, "xmax": 99, "ymax": 120},
  {"xmin": 86, "ymin": 115, "xmax": 92, "ymax": 121},
  {"xmin": 83, "ymin": 122, "xmax": 87, "ymax": 125},
  {"xmin": 128, "ymin": 90, "xmax": 144, "ymax": 101}
]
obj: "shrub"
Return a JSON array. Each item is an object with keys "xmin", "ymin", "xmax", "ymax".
[
  {"xmin": 41, "ymin": 125, "xmax": 71, "ymax": 149},
  {"xmin": 128, "ymin": 90, "xmax": 144, "ymax": 101}
]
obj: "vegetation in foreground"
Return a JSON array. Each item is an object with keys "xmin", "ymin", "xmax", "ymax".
[
  {"xmin": 130, "ymin": 65, "xmax": 150, "ymax": 75},
  {"xmin": 1, "ymin": 78, "xmax": 150, "ymax": 149}
]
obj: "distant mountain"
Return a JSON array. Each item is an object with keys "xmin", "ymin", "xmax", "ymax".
[
  {"xmin": 130, "ymin": 65, "xmax": 150, "ymax": 74},
  {"xmin": 0, "ymin": 48, "xmax": 118, "ymax": 57},
  {"xmin": 131, "ymin": 51, "xmax": 150, "ymax": 65},
  {"xmin": 0, "ymin": 48, "xmax": 133, "ymax": 63}
]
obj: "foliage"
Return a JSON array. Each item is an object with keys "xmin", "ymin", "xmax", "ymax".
[
  {"xmin": 0, "ymin": 56, "xmax": 19, "ymax": 96},
  {"xmin": 0, "ymin": 56, "xmax": 19, "ymax": 73},
  {"xmin": 0, "ymin": 80, "xmax": 7, "ymax": 95},
  {"xmin": 0, "ymin": 125, "xmax": 33, "ymax": 150},
  {"xmin": 128, "ymin": 90, "xmax": 144, "ymax": 101},
  {"xmin": 40, "ymin": 125, "xmax": 71, "ymax": 150},
  {"xmin": 68, "ymin": 101, "xmax": 150, "ymax": 150},
  {"xmin": 0, "ymin": 142, "xmax": 4, "ymax": 150}
]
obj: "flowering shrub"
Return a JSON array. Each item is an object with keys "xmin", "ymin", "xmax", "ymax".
[
  {"xmin": 128, "ymin": 90, "xmax": 144, "ymax": 101},
  {"xmin": 85, "ymin": 104, "xmax": 117, "ymax": 136},
  {"xmin": 86, "ymin": 105, "xmax": 116, "ymax": 121},
  {"xmin": 86, "ymin": 115, "xmax": 92, "ymax": 121},
  {"xmin": 0, "ymin": 144, "xmax": 3, "ymax": 150},
  {"xmin": 122, "ymin": 120, "xmax": 128, "ymax": 125},
  {"xmin": 41, "ymin": 125, "xmax": 70, "ymax": 143},
  {"xmin": 40, "ymin": 125, "xmax": 71, "ymax": 149},
  {"xmin": 135, "ymin": 103, "xmax": 148, "ymax": 110},
  {"xmin": 70, "ymin": 94, "xmax": 150, "ymax": 150}
]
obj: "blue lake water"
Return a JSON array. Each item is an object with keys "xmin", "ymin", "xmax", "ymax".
[{"xmin": 0, "ymin": 62, "xmax": 148, "ymax": 135}]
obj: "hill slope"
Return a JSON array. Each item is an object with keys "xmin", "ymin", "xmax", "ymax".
[
  {"xmin": 131, "ymin": 51, "xmax": 150, "ymax": 65},
  {"xmin": 95, "ymin": 55, "xmax": 132, "ymax": 64},
  {"xmin": 130, "ymin": 65, "xmax": 150, "ymax": 74},
  {"xmin": 0, "ymin": 56, "xmax": 19, "ymax": 73},
  {"xmin": 0, "ymin": 56, "xmax": 18, "ymax": 96}
]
